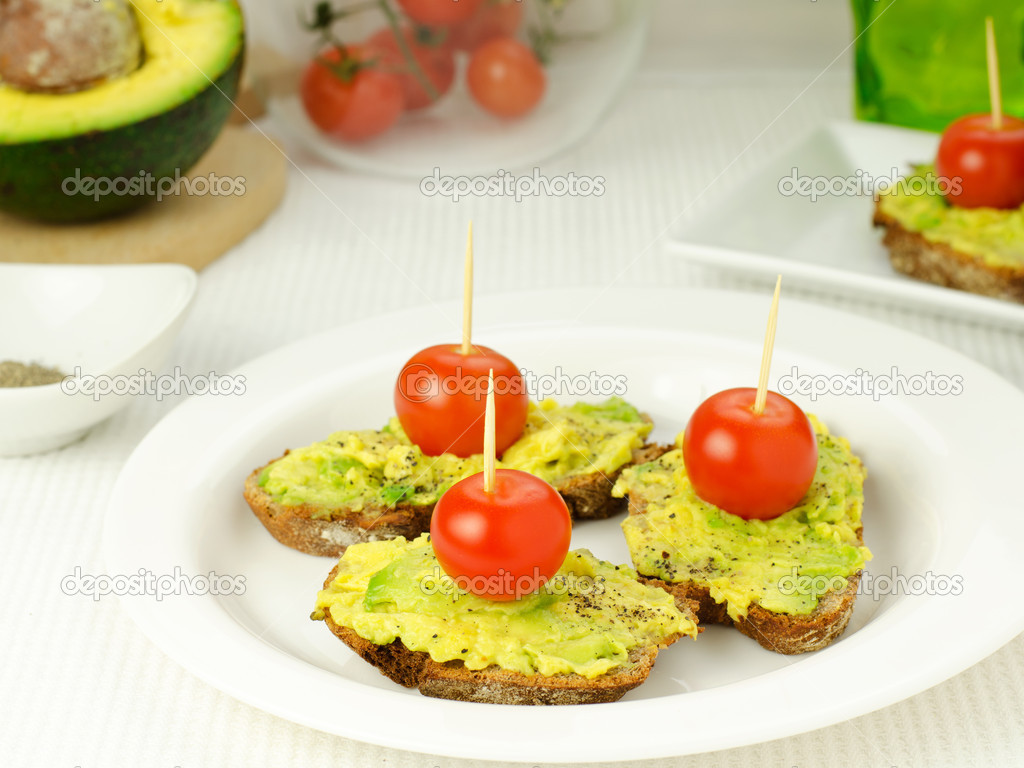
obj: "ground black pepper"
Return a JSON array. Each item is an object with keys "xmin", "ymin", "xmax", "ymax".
[{"xmin": 0, "ymin": 360, "xmax": 65, "ymax": 387}]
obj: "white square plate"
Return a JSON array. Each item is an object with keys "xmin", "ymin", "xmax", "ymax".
[{"xmin": 669, "ymin": 120, "xmax": 1024, "ymax": 328}]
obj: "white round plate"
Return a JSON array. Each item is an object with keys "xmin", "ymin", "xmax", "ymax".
[{"xmin": 104, "ymin": 287, "xmax": 1024, "ymax": 763}]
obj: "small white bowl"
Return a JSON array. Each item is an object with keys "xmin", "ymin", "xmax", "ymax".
[{"xmin": 0, "ymin": 263, "xmax": 197, "ymax": 457}]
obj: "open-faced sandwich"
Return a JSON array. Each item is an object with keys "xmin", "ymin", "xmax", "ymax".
[
  {"xmin": 311, "ymin": 534, "xmax": 699, "ymax": 704},
  {"xmin": 615, "ymin": 410, "xmax": 870, "ymax": 655},
  {"xmin": 873, "ymin": 161, "xmax": 1024, "ymax": 303},
  {"xmin": 245, "ymin": 229, "xmax": 670, "ymax": 557},
  {"xmin": 312, "ymin": 373, "xmax": 698, "ymax": 704},
  {"xmin": 245, "ymin": 396, "xmax": 664, "ymax": 556},
  {"xmin": 873, "ymin": 26, "xmax": 1024, "ymax": 304}
]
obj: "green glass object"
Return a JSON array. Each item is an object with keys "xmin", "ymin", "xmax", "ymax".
[{"xmin": 852, "ymin": 0, "xmax": 1024, "ymax": 133}]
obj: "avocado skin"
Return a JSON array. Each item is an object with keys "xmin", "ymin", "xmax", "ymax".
[{"xmin": 0, "ymin": 47, "xmax": 244, "ymax": 223}]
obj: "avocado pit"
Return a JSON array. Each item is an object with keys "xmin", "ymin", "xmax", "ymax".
[{"xmin": 0, "ymin": 0, "xmax": 142, "ymax": 93}]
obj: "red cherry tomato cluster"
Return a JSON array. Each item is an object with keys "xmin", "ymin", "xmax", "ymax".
[
  {"xmin": 682, "ymin": 387, "xmax": 818, "ymax": 521},
  {"xmin": 936, "ymin": 113, "xmax": 1024, "ymax": 210},
  {"xmin": 300, "ymin": 0, "xmax": 546, "ymax": 143},
  {"xmin": 431, "ymin": 468, "xmax": 571, "ymax": 601}
]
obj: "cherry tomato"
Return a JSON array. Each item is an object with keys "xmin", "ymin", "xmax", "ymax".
[
  {"xmin": 300, "ymin": 46, "xmax": 403, "ymax": 142},
  {"xmin": 394, "ymin": 343, "xmax": 528, "ymax": 457},
  {"xmin": 682, "ymin": 387, "xmax": 818, "ymax": 521},
  {"xmin": 935, "ymin": 114, "xmax": 1024, "ymax": 209},
  {"xmin": 447, "ymin": 0, "xmax": 525, "ymax": 52},
  {"xmin": 396, "ymin": 0, "xmax": 482, "ymax": 26},
  {"xmin": 467, "ymin": 37, "xmax": 545, "ymax": 119},
  {"xmin": 431, "ymin": 469, "xmax": 572, "ymax": 601},
  {"xmin": 365, "ymin": 26, "xmax": 455, "ymax": 110}
]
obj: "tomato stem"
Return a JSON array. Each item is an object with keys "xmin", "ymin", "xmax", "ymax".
[
  {"xmin": 300, "ymin": 1, "xmax": 380, "ymax": 33},
  {"xmin": 377, "ymin": 0, "xmax": 440, "ymax": 103}
]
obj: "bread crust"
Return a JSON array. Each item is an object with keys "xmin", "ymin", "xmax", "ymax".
[
  {"xmin": 638, "ymin": 574, "xmax": 860, "ymax": 655},
  {"xmin": 317, "ymin": 564, "xmax": 695, "ymax": 705},
  {"xmin": 244, "ymin": 443, "xmax": 671, "ymax": 558},
  {"xmin": 873, "ymin": 205, "xmax": 1024, "ymax": 303}
]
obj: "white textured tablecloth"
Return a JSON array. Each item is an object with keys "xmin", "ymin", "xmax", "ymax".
[{"xmin": 4, "ymin": 1, "xmax": 1024, "ymax": 766}]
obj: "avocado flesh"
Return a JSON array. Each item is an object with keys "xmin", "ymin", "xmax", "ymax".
[
  {"xmin": 877, "ymin": 165, "xmax": 1024, "ymax": 269},
  {"xmin": 259, "ymin": 397, "xmax": 652, "ymax": 516},
  {"xmin": 313, "ymin": 535, "xmax": 698, "ymax": 678},
  {"xmin": 615, "ymin": 415, "xmax": 871, "ymax": 619},
  {"xmin": 0, "ymin": 0, "xmax": 244, "ymax": 222}
]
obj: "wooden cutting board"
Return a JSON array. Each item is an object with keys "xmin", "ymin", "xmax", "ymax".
[{"xmin": 0, "ymin": 125, "xmax": 287, "ymax": 270}]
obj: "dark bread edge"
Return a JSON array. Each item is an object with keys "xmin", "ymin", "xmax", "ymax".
[{"xmin": 873, "ymin": 204, "xmax": 1024, "ymax": 303}]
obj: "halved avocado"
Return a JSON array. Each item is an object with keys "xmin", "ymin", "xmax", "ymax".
[{"xmin": 0, "ymin": 0, "xmax": 244, "ymax": 222}]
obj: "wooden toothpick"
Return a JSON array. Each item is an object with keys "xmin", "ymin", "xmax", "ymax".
[
  {"xmin": 483, "ymin": 368, "xmax": 496, "ymax": 493},
  {"xmin": 987, "ymin": 17, "xmax": 1003, "ymax": 131},
  {"xmin": 753, "ymin": 276, "xmax": 782, "ymax": 416},
  {"xmin": 461, "ymin": 221, "xmax": 474, "ymax": 356}
]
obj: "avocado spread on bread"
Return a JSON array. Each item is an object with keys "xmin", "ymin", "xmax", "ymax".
[
  {"xmin": 312, "ymin": 534, "xmax": 697, "ymax": 678},
  {"xmin": 876, "ymin": 165, "xmax": 1024, "ymax": 268},
  {"xmin": 259, "ymin": 398, "xmax": 651, "ymax": 515},
  {"xmin": 615, "ymin": 415, "xmax": 870, "ymax": 620}
]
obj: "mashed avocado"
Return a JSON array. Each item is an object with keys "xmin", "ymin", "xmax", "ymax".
[
  {"xmin": 614, "ymin": 415, "xmax": 870, "ymax": 620},
  {"xmin": 259, "ymin": 397, "xmax": 651, "ymax": 516},
  {"xmin": 312, "ymin": 534, "xmax": 697, "ymax": 678},
  {"xmin": 877, "ymin": 165, "xmax": 1024, "ymax": 268}
]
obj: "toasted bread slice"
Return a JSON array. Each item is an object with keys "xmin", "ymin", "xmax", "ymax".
[
  {"xmin": 873, "ymin": 201, "xmax": 1024, "ymax": 304},
  {"xmin": 317, "ymin": 559, "xmax": 697, "ymax": 705},
  {"xmin": 245, "ymin": 442, "xmax": 669, "ymax": 558}
]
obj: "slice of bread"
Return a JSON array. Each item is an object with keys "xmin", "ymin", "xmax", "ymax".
[
  {"xmin": 317, "ymin": 561, "xmax": 697, "ymax": 705},
  {"xmin": 873, "ymin": 202, "xmax": 1024, "ymax": 304},
  {"xmin": 245, "ymin": 442, "xmax": 670, "ymax": 558},
  {"xmin": 624, "ymin": 495, "xmax": 863, "ymax": 656}
]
